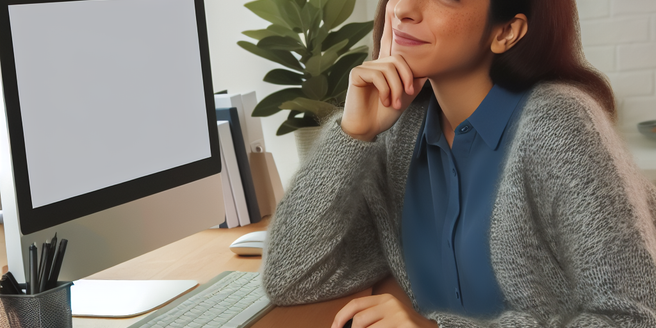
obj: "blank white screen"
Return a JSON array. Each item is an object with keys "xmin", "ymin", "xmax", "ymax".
[{"xmin": 9, "ymin": 0, "xmax": 212, "ymax": 208}]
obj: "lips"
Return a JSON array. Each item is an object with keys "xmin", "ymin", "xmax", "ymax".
[{"xmin": 393, "ymin": 29, "xmax": 428, "ymax": 46}]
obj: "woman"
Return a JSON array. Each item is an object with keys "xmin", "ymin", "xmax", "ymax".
[{"xmin": 262, "ymin": 0, "xmax": 656, "ymax": 327}]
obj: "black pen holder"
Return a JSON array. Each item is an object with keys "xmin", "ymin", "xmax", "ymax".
[{"xmin": 0, "ymin": 281, "xmax": 73, "ymax": 328}]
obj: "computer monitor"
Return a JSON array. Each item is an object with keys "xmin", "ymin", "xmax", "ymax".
[{"xmin": 0, "ymin": 0, "xmax": 224, "ymax": 303}]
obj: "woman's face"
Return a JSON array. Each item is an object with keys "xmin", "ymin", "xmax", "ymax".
[{"xmin": 387, "ymin": 0, "xmax": 493, "ymax": 79}]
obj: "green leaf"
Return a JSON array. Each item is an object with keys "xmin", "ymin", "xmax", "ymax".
[
  {"xmin": 323, "ymin": 21, "xmax": 374, "ymax": 54},
  {"xmin": 323, "ymin": 0, "xmax": 356, "ymax": 30},
  {"xmin": 280, "ymin": 97, "xmax": 335, "ymax": 118},
  {"xmin": 238, "ymin": 41, "xmax": 303, "ymax": 72},
  {"xmin": 258, "ymin": 36, "xmax": 305, "ymax": 52},
  {"xmin": 282, "ymin": 1, "xmax": 304, "ymax": 32},
  {"xmin": 244, "ymin": 0, "xmax": 289, "ymax": 29},
  {"xmin": 308, "ymin": 0, "xmax": 327, "ymax": 9},
  {"xmin": 308, "ymin": 25, "xmax": 329, "ymax": 55},
  {"xmin": 270, "ymin": 0, "xmax": 294, "ymax": 7},
  {"xmin": 242, "ymin": 29, "xmax": 277, "ymax": 41},
  {"xmin": 305, "ymin": 39, "xmax": 348, "ymax": 76},
  {"xmin": 324, "ymin": 39, "xmax": 349, "ymax": 55},
  {"xmin": 305, "ymin": 54, "xmax": 327, "ymax": 76},
  {"xmin": 252, "ymin": 88, "xmax": 305, "ymax": 117},
  {"xmin": 326, "ymin": 52, "xmax": 367, "ymax": 97},
  {"xmin": 302, "ymin": 75, "xmax": 329, "ymax": 100},
  {"xmin": 264, "ymin": 69, "xmax": 304, "ymax": 85},
  {"xmin": 301, "ymin": 1, "xmax": 321, "ymax": 35},
  {"xmin": 340, "ymin": 45, "xmax": 369, "ymax": 57},
  {"xmin": 267, "ymin": 24, "xmax": 302, "ymax": 43},
  {"xmin": 293, "ymin": 0, "xmax": 305, "ymax": 8},
  {"xmin": 276, "ymin": 117, "xmax": 320, "ymax": 135}
]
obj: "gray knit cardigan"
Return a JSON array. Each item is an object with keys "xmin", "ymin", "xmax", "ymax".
[{"xmin": 262, "ymin": 82, "xmax": 656, "ymax": 327}]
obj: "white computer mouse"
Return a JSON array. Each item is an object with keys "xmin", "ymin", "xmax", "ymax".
[{"xmin": 229, "ymin": 231, "xmax": 266, "ymax": 256}]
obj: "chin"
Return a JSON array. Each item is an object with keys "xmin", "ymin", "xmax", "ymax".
[
  {"xmin": 392, "ymin": 49, "xmax": 431, "ymax": 78},
  {"xmin": 404, "ymin": 58, "xmax": 431, "ymax": 78}
]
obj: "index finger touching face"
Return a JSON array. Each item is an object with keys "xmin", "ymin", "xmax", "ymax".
[{"xmin": 378, "ymin": 0, "xmax": 393, "ymax": 58}]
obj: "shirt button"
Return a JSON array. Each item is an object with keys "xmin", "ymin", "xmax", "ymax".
[
  {"xmin": 455, "ymin": 289, "xmax": 461, "ymax": 300},
  {"xmin": 452, "ymin": 168, "xmax": 457, "ymax": 176},
  {"xmin": 460, "ymin": 125, "xmax": 470, "ymax": 133}
]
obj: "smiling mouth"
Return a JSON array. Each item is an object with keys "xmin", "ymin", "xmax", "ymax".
[{"xmin": 393, "ymin": 29, "xmax": 428, "ymax": 46}]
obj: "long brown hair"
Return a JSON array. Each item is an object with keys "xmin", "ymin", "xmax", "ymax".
[{"xmin": 372, "ymin": 0, "xmax": 616, "ymax": 119}]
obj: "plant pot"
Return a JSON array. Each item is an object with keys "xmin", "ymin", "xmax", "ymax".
[{"xmin": 294, "ymin": 126, "xmax": 322, "ymax": 163}]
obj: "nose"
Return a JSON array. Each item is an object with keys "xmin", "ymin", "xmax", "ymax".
[{"xmin": 393, "ymin": 0, "xmax": 422, "ymax": 23}]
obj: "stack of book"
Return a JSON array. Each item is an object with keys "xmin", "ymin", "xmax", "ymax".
[{"xmin": 214, "ymin": 92, "xmax": 283, "ymax": 228}]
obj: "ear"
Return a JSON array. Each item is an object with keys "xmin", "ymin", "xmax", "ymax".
[{"xmin": 490, "ymin": 14, "xmax": 528, "ymax": 54}]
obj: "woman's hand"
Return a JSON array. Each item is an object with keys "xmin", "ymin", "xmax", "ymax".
[
  {"xmin": 331, "ymin": 294, "xmax": 438, "ymax": 328},
  {"xmin": 341, "ymin": 6, "xmax": 427, "ymax": 142}
]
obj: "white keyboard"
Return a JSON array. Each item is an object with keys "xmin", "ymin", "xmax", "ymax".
[{"xmin": 131, "ymin": 271, "xmax": 273, "ymax": 328}]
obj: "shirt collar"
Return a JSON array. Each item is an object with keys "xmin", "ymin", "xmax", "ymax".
[
  {"xmin": 467, "ymin": 84, "xmax": 527, "ymax": 150},
  {"xmin": 416, "ymin": 95, "xmax": 442, "ymax": 158},
  {"xmin": 417, "ymin": 84, "xmax": 527, "ymax": 158}
]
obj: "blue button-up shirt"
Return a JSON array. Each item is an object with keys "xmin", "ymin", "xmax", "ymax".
[{"xmin": 402, "ymin": 85, "xmax": 529, "ymax": 318}]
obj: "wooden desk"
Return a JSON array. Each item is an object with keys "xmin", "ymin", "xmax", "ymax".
[{"xmin": 1, "ymin": 220, "xmax": 408, "ymax": 328}]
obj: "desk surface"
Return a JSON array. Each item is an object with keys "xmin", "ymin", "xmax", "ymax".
[{"xmin": 0, "ymin": 220, "xmax": 408, "ymax": 328}]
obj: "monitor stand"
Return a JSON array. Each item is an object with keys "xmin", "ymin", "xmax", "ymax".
[{"xmin": 71, "ymin": 279, "xmax": 198, "ymax": 317}]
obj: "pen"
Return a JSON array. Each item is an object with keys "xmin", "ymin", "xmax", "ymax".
[
  {"xmin": 36, "ymin": 241, "xmax": 46, "ymax": 292},
  {"xmin": 45, "ymin": 234, "xmax": 58, "ymax": 290},
  {"xmin": 37, "ymin": 242, "xmax": 50, "ymax": 293},
  {"xmin": 49, "ymin": 233, "xmax": 58, "ymax": 269},
  {"xmin": 28, "ymin": 243, "xmax": 37, "ymax": 294},
  {"xmin": 42, "ymin": 244, "xmax": 53, "ymax": 292},
  {"xmin": 47, "ymin": 239, "xmax": 68, "ymax": 290}
]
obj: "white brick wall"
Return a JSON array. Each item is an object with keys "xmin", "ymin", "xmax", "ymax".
[
  {"xmin": 612, "ymin": 0, "xmax": 656, "ymax": 15},
  {"xmin": 578, "ymin": 0, "xmax": 656, "ymax": 131},
  {"xmin": 578, "ymin": 0, "xmax": 610, "ymax": 19}
]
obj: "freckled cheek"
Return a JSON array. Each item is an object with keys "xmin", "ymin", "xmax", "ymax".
[
  {"xmin": 462, "ymin": 13, "xmax": 488, "ymax": 42},
  {"xmin": 435, "ymin": 11, "xmax": 485, "ymax": 42},
  {"xmin": 427, "ymin": 23, "xmax": 460, "ymax": 57},
  {"xmin": 435, "ymin": 19, "xmax": 486, "ymax": 55},
  {"xmin": 439, "ymin": 16, "xmax": 470, "ymax": 39}
]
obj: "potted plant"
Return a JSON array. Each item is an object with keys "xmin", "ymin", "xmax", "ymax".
[{"xmin": 239, "ymin": 0, "xmax": 372, "ymax": 157}]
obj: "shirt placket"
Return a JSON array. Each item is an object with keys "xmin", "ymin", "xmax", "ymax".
[
  {"xmin": 435, "ymin": 121, "xmax": 475, "ymax": 310},
  {"xmin": 429, "ymin": 143, "xmax": 462, "ymax": 310}
]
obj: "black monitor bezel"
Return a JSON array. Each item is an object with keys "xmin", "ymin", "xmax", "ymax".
[{"xmin": 0, "ymin": 0, "xmax": 220, "ymax": 235}]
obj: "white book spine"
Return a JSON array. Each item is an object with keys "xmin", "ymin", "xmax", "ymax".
[
  {"xmin": 214, "ymin": 94, "xmax": 251, "ymax": 158},
  {"xmin": 216, "ymin": 120, "xmax": 251, "ymax": 227},
  {"xmin": 216, "ymin": 126, "xmax": 239, "ymax": 228}
]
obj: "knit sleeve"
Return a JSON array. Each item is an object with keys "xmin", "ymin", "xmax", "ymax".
[
  {"xmin": 425, "ymin": 84, "xmax": 656, "ymax": 327},
  {"xmin": 261, "ymin": 117, "xmax": 391, "ymax": 306}
]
